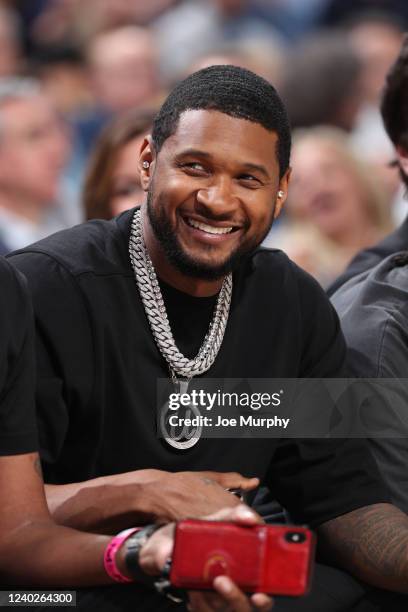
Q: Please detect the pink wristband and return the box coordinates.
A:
[104,527,140,583]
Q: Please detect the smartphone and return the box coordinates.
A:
[169,519,315,596]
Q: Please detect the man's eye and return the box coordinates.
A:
[238,174,261,186]
[183,162,206,172]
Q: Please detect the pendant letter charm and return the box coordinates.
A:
[159,378,202,450]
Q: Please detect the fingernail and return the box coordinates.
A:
[214,576,232,594]
[237,505,256,518]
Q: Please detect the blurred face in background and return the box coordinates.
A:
[0,95,70,206]
[0,10,20,77]
[349,20,403,105]
[289,136,379,241]
[88,27,159,113]
[110,135,145,215]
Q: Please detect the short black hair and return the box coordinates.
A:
[152,64,291,177]
[381,34,408,150]
[380,34,408,187]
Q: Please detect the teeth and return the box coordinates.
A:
[187,218,233,235]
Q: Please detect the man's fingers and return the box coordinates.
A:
[205,504,263,525]
[202,471,259,491]
[237,477,260,491]
[251,592,274,611]
[188,584,274,612]
[213,575,256,612]
[189,591,225,611]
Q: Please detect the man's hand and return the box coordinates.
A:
[141,471,259,522]
[46,470,259,532]
[189,576,273,611]
[110,468,259,522]
[139,505,274,612]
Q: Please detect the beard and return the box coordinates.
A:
[146,188,275,280]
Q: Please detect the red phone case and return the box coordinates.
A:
[170,520,315,596]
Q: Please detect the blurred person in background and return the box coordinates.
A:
[279,31,364,132]
[328,33,408,295]
[71,25,160,165]
[84,108,156,221]
[240,0,332,41]
[320,0,408,30]
[153,0,284,84]
[61,24,161,219]
[346,13,403,220]
[0,77,70,255]
[23,0,176,50]
[23,45,97,228]
[265,127,392,287]
[347,14,403,109]
[186,37,284,89]
[0,3,21,76]
[87,25,159,117]
[31,45,91,119]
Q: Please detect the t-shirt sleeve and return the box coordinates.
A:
[296,264,346,377]
[8,252,94,482]
[0,258,38,455]
[266,265,390,526]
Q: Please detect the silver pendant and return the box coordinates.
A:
[159,378,202,450]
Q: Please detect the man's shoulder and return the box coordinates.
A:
[248,246,328,300]
[247,245,306,278]
[331,252,408,375]
[7,209,134,278]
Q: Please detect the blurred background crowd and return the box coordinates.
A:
[1,0,408,287]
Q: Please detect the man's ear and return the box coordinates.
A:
[274,167,291,219]
[139,135,156,192]
[396,146,408,176]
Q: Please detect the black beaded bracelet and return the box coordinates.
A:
[124,524,187,604]
[124,524,160,584]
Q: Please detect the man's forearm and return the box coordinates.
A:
[318,502,408,593]
[45,473,160,533]
[1,520,112,586]
[45,469,248,533]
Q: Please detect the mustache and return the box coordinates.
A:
[187,207,249,229]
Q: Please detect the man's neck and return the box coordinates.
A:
[142,209,224,297]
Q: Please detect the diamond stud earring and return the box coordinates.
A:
[278,190,284,198]
[143,161,150,169]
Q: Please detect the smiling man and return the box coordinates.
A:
[8,65,408,611]
[142,107,288,287]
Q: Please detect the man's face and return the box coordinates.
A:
[141,110,289,279]
[0,95,69,205]
[90,31,158,113]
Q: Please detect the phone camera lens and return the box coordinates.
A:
[285,531,306,544]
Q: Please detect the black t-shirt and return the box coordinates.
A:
[0,257,37,455]
[9,209,388,526]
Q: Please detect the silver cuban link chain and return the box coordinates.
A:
[128,209,232,379]
[128,208,233,450]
